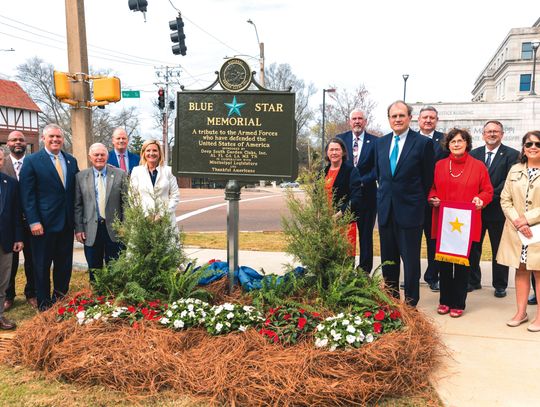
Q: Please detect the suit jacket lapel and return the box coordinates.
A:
[0,176,7,214]
[488,145,505,175]
[39,149,63,187]
[105,169,115,205]
[394,133,417,175]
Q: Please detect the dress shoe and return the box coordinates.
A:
[506,314,528,327]
[449,309,464,318]
[3,300,13,312]
[437,304,450,315]
[429,282,440,292]
[0,316,16,330]
[528,295,537,305]
[494,288,507,298]
[467,283,482,292]
[27,297,38,309]
[527,324,540,332]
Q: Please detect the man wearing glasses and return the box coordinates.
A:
[469,121,519,297]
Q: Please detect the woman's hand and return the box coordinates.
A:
[472,197,483,210]
[429,197,440,208]
[518,224,533,239]
[512,216,529,229]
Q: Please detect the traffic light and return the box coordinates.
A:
[169,15,187,56]
[93,77,121,102]
[128,0,147,12]
[158,88,165,109]
[169,100,175,110]
[53,71,72,100]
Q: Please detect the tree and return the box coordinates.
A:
[16,57,140,152]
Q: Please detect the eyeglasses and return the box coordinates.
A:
[449,139,465,145]
[484,130,501,135]
[524,141,540,148]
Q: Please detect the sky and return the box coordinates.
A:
[1,0,539,138]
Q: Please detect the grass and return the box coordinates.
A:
[184,230,494,260]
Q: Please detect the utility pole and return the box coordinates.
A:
[65,0,92,169]
[155,65,181,163]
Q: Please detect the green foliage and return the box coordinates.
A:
[163,263,213,303]
[93,188,210,304]
[250,271,304,309]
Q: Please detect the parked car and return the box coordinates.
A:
[279,181,300,188]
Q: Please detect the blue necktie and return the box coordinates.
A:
[390,135,400,175]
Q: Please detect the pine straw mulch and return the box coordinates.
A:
[1,291,446,407]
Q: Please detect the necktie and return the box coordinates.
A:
[14,161,22,179]
[353,137,359,166]
[97,172,106,219]
[119,154,127,171]
[485,151,493,168]
[390,136,400,175]
[54,155,65,187]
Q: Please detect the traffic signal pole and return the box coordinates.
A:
[65,0,91,169]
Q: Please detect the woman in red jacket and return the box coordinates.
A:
[428,129,494,317]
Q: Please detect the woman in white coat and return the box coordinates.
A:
[130,140,180,231]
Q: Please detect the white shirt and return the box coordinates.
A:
[352,131,365,161]
[389,128,409,162]
[10,154,25,180]
[484,145,500,163]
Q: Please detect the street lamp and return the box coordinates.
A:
[321,88,336,168]
[247,19,265,86]
[530,40,540,96]
[402,74,409,102]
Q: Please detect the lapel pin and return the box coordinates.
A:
[366,140,371,143]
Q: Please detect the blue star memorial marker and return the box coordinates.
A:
[224,96,246,117]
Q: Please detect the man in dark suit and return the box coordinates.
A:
[0,131,37,310]
[19,123,79,311]
[375,101,435,306]
[107,128,140,174]
[417,106,449,292]
[469,120,519,298]
[337,108,377,273]
[75,143,128,282]
[0,149,23,329]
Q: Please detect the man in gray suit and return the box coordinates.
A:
[74,143,128,281]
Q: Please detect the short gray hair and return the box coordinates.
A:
[42,123,64,136]
[349,108,366,120]
[419,106,438,116]
[88,142,108,156]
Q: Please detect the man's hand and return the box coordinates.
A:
[13,242,23,252]
[30,223,44,236]
[75,232,86,244]
[429,197,440,208]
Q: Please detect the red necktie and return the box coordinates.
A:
[119,154,127,171]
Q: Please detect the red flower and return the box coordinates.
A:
[148,300,161,308]
[77,305,85,312]
[273,335,279,343]
[208,259,220,264]
[268,306,280,315]
[80,299,88,305]
[390,310,401,320]
[67,307,75,313]
[141,307,149,316]
[374,310,386,321]
[312,312,321,318]
[97,296,106,304]
[127,306,136,313]
[297,317,307,330]
[299,309,305,314]
[373,322,382,334]
[68,299,76,306]
[283,314,291,321]
[264,318,271,326]
[364,311,372,318]
[132,321,139,329]
[58,307,66,315]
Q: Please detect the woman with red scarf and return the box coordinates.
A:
[428,129,493,318]
[324,138,362,260]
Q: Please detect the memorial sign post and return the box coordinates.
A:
[173,58,297,292]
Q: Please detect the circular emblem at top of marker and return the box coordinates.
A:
[219,58,252,92]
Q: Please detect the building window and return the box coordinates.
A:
[520,74,532,91]
[522,42,533,60]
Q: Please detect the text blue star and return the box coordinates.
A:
[224,96,246,117]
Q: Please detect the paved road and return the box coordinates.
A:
[176,187,301,232]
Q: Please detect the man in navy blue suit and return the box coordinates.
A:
[337,108,377,273]
[375,101,435,306]
[417,106,448,292]
[107,128,140,174]
[0,149,23,329]
[19,124,79,311]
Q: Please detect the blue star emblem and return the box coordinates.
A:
[224,96,246,117]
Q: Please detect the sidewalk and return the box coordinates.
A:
[69,246,540,406]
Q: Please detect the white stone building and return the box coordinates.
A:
[411,18,540,151]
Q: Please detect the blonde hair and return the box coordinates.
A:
[139,139,164,167]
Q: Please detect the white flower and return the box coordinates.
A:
[329,345,337,351]
[166,310,173,317]
[214,306,223,315]
[180,310,187,318]
[238,325,247,332]
[357,332,365,342]
[314,337,328,348]
[336,313,344,318]
[226,312,235,320]
[242,305,253,312]
[187,304,194,311]
[332,333,342,341]
[173,319,184,329]
[354,318,362,325]
[171,303,178,310]
[366,333,374,343]
[188,311,196,318]
[76,311,85,320]
[346,335,356,344]
[215,323,223,332]
[330,329,336,336]
[342,319,350,326]
[346,325,356,334]
[93,312,102,320]
[200,311,206,317]
[316,324,325,332]
[223,303,235,311]
[225,321,231,327]
[160,317,170,325]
